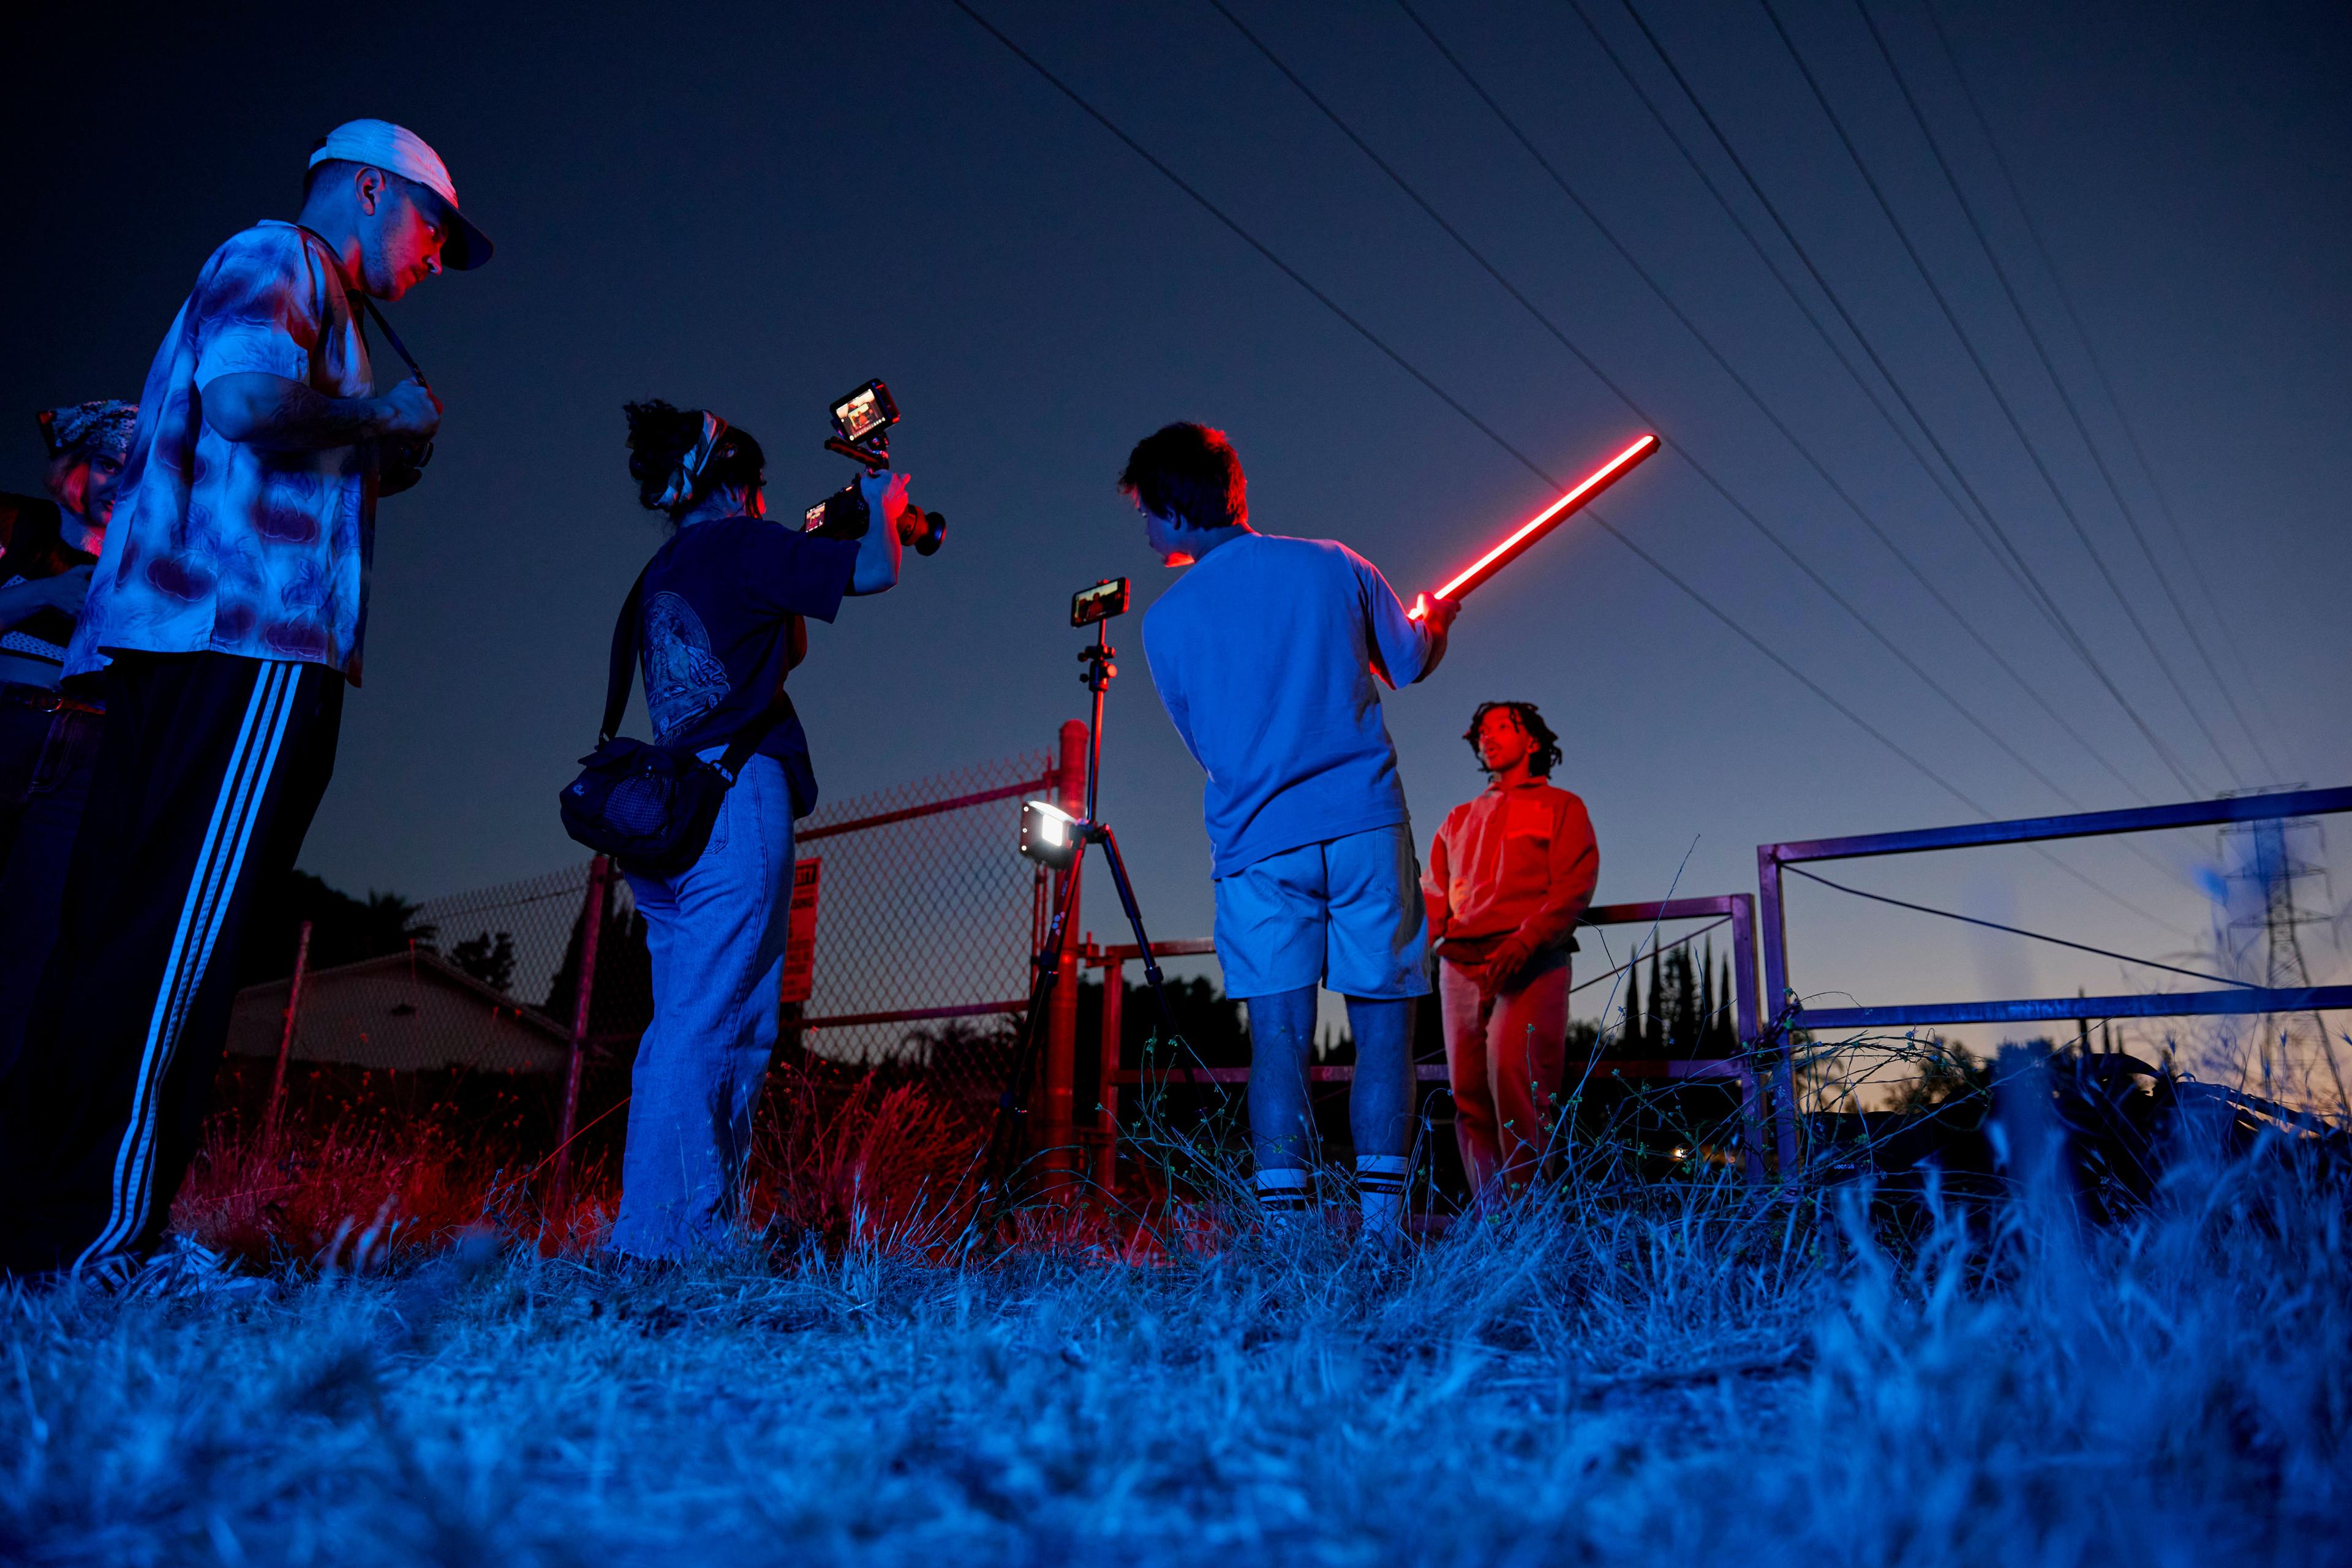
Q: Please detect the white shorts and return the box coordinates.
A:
[1212,824,1431,1000]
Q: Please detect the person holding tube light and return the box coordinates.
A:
[1120,421,1459,1242]
[1423,701,1597,1202]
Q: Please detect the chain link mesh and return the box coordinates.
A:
[222,752,1057,1148]
[790,752,1054,1082]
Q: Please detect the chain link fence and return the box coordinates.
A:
[220,748,1062,1171]
[790,750,1054,1071]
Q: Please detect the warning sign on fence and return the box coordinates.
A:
[778,858,823,1005]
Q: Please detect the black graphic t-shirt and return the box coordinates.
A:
[635,513,859,818]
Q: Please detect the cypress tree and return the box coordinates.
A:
[1647,948,1665,1057]
[1669,949,1701,1057]
[1698,941,1716,1055]
[1718,953,1738,1052]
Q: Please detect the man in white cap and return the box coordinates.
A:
[0,119,492,1278]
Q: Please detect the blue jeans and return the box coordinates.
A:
[611,753,794,1259]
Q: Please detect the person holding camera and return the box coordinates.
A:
[604,400,908,1261]
[1121,422,1460,1242]
[0,399,138,1078]
[1423,701,1597,1204]
[0,119,490,1279]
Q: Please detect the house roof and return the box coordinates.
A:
[227,949,571,1074]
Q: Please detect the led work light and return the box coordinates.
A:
[1020,799,1082,870]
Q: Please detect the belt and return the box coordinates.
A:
[0,682,103,717]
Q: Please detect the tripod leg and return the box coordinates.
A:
[1092,827,1191,1055]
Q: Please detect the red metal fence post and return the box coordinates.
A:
[1043,720,1088,1183]
[552,856,611,1216]
[1095,949,1125,1191]
[263,919,313,1152]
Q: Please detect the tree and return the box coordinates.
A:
[1887,1039,1988,1117]
[542,894,654,1054]
[448,930,518,993]
[235,870,436,987]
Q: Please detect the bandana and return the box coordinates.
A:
[39,399,139,462]
[654,410,729,511]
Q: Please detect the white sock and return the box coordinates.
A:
[1256,1166,1313,1218]
[1356,1155,1411,1238]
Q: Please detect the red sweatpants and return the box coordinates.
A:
[1439,951,1568,1200]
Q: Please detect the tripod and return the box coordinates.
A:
[989,612,1191,1197]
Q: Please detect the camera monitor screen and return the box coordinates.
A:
[1071,578,1131,627]
[831,382,897,445]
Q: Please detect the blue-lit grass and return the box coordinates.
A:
[2,1088,2344,1564]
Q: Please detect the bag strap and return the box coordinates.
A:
[601,568,648,744]
[602,563,795,781]
[710,683,795,783]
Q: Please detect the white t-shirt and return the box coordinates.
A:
[1141,532,1438,877]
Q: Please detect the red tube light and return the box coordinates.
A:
[1408,432,1659,619]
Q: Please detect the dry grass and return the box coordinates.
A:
[3,1071,2346,1566]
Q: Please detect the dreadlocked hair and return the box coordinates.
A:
[622,399,767,521]
[1463,701,1563,777]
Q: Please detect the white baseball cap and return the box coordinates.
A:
[308,118,494,270]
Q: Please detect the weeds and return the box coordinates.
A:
[7,1062,2346,1565]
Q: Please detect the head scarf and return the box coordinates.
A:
[654,410,729,511]
[39,399,139,463]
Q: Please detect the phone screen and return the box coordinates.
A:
[1071,578,1131,626]
[833,387,889,443]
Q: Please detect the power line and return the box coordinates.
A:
[1747,0,2219,797]
[1782,862,2250,989]
[1558,0,2168,812]
[1614,0,2211,801]
[946,0,2193,940]
[1205,0,2095,820]
[1833,0,2247,788]
[1236,0,2192,933]
[1392,0,2152,823]
[1917,0,2297,783]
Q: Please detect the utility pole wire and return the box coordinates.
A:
[1615,0,2209,801]
[1559,0,2164,812]
[1841,0,2246,789]
[1918,0,2297,783]
[1398,0,2201,902]
[1206,0,2085,813]
[1392,0,2125,819]
[947,0,2190,939]
[1747,0,2217,797]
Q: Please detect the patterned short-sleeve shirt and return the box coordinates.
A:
[67,220,378,684]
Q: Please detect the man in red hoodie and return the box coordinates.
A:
[1423,701,1599,1201]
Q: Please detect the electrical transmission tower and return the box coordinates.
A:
[2219,807,2343,1107]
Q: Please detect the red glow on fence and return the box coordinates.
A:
[1408,433,1659,619]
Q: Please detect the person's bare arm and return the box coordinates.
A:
[200,372,441,452]
[847,469,908,595]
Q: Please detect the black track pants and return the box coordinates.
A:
[0,652,342,1276]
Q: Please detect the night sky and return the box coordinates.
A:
[6,1,2347,1050]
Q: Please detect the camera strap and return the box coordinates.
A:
[601,566,795,783]
[355,293,426,383]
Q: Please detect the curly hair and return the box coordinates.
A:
[622,399,767,521]
[1116,422,1247,529]
[1463,701,1562,777]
